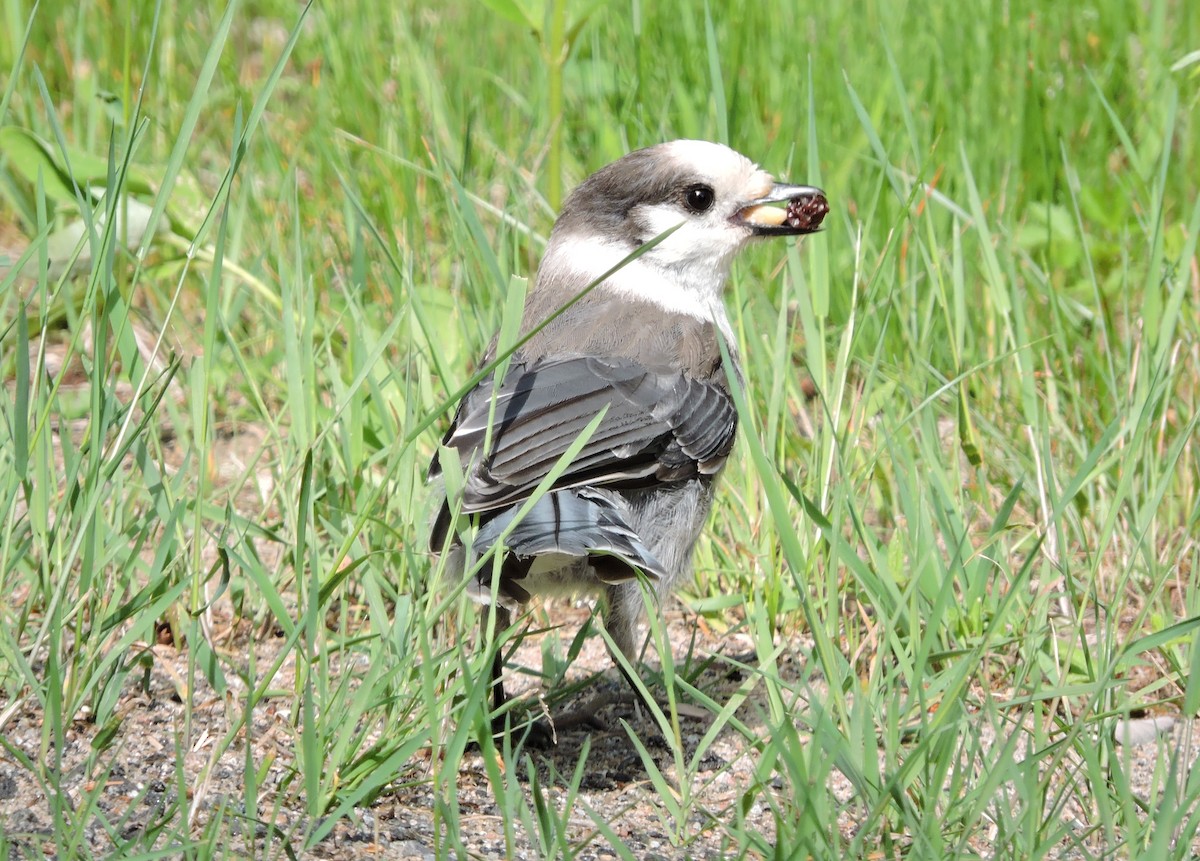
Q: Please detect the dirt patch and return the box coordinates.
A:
[0,603,805,859]
[2,594,1196,859]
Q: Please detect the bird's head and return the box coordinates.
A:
[541,140,827,309]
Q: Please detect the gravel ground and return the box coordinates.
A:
[2,595,1196,860]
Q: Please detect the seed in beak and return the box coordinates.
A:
[785,193,829,231]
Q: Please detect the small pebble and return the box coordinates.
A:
[1113,716,1175,746]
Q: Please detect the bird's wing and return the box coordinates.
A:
[435,355,737,515]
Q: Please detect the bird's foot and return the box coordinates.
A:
[494,714,558,749]
[490,687,636,748]
[543,687,637,737]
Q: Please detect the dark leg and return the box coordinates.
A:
[485,604,558,748]
[489,604,511,715]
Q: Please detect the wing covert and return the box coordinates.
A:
[440,355,736,515]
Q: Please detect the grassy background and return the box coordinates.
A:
[1,0,1199,857]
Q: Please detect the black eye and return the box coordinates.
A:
[683,184,715,213]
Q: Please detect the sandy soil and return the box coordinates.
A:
[2,592,1196,859]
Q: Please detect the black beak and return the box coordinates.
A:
[735,183,829,236]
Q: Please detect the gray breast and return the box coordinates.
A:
[517,293,728,382]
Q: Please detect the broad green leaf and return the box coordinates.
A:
[0,126,82,203]
[0,126,157,201]
[478,0,538,34]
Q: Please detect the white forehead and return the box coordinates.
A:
[658,140,775,199]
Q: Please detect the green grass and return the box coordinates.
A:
[1,0,1199,857]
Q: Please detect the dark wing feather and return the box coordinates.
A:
[435,355,736,516]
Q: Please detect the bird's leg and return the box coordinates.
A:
[488,604,511,716]
[485,580,663,744]
[602,580,661,717]
[534,581,651,734]
[485,603,561,748]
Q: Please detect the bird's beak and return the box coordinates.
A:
[735,183,829,236]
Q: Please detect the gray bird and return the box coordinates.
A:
[429,140,827,740]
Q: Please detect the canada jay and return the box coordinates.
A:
[429,140,827,740]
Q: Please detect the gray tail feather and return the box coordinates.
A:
[472,487,665,582]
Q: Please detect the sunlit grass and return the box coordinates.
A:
[0,0,1198,857]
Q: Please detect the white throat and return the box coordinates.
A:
[539,233,737,345]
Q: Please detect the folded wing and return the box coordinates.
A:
[429,355,737,567]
